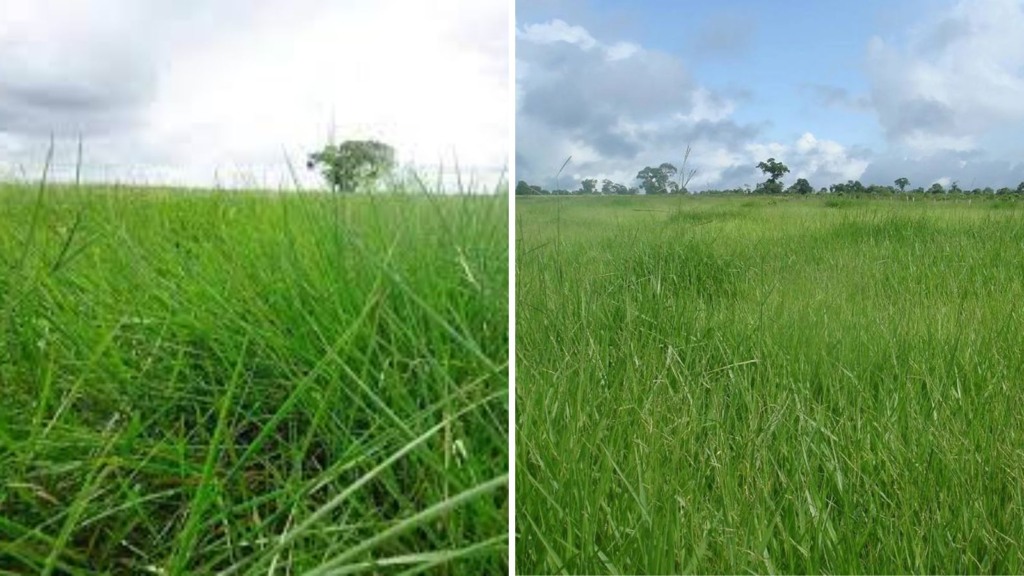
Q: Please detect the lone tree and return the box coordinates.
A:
[636,163,679,194]
[757,157,790,184]
[755,158,789,194]
[307,140,395,192]
[895,177,910,193]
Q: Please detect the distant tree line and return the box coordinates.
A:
[516,156,1024,196]
[517,159,695,196]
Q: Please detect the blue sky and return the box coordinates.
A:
[516,0,1024,191]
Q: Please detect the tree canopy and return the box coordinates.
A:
[757,158,790,183]
[307,140,396,193]
[636,163,679,195]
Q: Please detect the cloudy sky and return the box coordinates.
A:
[0,0,508,189]
[517,0,1024,191]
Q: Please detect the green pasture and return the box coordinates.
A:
[0,181,508,574]
[516,193,1024,574]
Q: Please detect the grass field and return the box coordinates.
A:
[0,180,508,574]
[516,193,1024,574]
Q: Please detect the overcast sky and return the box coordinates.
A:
[0,0,508,189]
[517,0,1024,191]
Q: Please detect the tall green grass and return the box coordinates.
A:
[0,181,508,574]
[516,194,1024,574]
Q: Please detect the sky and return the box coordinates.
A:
[0,0,509,189]
[516,0,1024,192]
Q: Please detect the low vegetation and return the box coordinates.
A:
[516,193,1024,574]
[0,179,508,574]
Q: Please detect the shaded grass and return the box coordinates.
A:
[516,194,1024,574]
[0,182,508,574]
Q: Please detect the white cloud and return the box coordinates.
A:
[742,134,867,187]
[516,18,878,191]
[0,0,508,189]
[517,18,770,190]
[900,133,975,154]
[679,88,737,123]
[517,19,597,49]
[745,142,789,164]
[866,0,1024,153]
[789,133,869,183]
[606,42,640,61]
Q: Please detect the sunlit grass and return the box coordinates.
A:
[516,193,1024,574]
[0,180,508,574]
